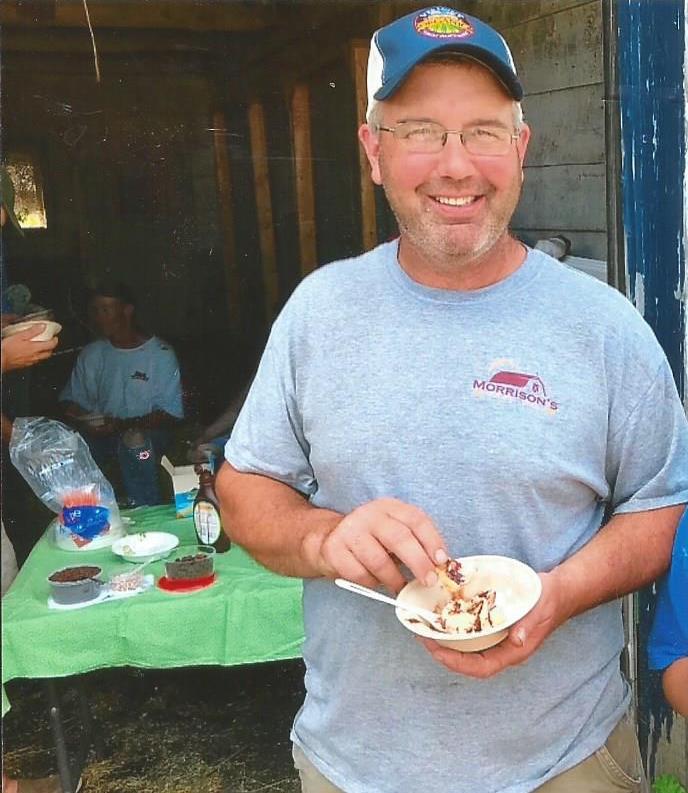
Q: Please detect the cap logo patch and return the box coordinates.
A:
[414,7,474,39]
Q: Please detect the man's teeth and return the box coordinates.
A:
[434,195,476,206]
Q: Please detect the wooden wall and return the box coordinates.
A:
[461,0,607,260]
[2,53,262,421]
[1,0,609,420]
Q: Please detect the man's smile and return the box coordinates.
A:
[432,195,479,206]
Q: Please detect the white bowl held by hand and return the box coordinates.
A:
[395,555,542,653]
[1,319,62,341]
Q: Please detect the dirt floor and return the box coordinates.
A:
[3,660,306,793]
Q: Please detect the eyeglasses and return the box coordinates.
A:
[376,120,519,156]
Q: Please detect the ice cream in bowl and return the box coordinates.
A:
[395,555,542,653]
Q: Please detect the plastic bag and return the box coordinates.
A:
[9,417,122,546]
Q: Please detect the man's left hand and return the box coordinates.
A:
[418,570,571,678]
[1,326,58,372]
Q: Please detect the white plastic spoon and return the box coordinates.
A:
[334,578,445,631]
[119,556,159,583]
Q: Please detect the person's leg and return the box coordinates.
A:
[536,712,649,793]
[117,429,161,506]
[292,744,345,793]
[82,434,115,473]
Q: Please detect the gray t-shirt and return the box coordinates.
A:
[225,241,688,793]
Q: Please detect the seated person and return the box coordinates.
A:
[648,506,688,716]
[59,282,183,506]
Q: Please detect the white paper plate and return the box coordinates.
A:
[111,532,179,563]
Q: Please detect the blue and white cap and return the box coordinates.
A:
[366,6,523,118]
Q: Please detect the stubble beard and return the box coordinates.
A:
[381,173,523,274]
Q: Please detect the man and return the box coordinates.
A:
[217,7,688,793]
[60,282,183,506]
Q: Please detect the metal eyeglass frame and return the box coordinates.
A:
[376,122,520,156]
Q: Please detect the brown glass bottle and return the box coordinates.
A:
[192,467,231,552]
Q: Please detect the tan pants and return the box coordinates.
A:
[292,712,649,793]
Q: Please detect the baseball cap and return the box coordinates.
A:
[367,6,523,119]
[0,166,25,236]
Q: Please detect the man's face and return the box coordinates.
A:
[359,61,530,266]
[88,296,130,338]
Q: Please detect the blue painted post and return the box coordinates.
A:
[616,0,687,777]
[617,0,686,401]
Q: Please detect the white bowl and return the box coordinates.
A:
[111,532,179,563]
[395,555,542,653]
[1,319,62,341]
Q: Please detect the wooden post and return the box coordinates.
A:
[290,83,317,277]
[72,165,92,283]
[211,110,240,330]
[351,39,377,251]
[376,5,396,28]
[247,101,279,323]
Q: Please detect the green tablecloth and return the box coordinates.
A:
[2,506,304,716]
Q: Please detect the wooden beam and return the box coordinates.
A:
[351,39,377,251]
[211,110,241,331]
[376,5,397,28]
[290,83,317,277]
[247,101,279,323]
[0,2,283,31]
[2,26,227,54]
[226,6,378,103]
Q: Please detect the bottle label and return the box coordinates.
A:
[193,501,222,545]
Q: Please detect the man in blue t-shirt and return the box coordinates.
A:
[60,282,183,506]
[649,508,688,716]
[216,8,687,793]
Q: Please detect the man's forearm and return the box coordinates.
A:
[215,463,342,577]
[552,504,685,619]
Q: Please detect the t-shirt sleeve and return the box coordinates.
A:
[224,338,316,497]
[606,357,688,514]
[58,347,98,412]
[648,510,688,670]
[153,345,184,418]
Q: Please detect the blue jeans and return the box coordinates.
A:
[86,429,170,506]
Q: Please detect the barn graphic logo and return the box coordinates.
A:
[473,370,559,412]
[414,7,474,39]
[131,371,149,382]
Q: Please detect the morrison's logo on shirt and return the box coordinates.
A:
[131,371,149,382]
[473,370,559,413]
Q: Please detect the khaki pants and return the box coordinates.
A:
[292,712,649,793]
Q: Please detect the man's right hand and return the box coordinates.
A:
[315,498,448,594]
[1,325,58,372]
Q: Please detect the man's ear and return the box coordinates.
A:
[358,123,383,186]
[516,122,531,168]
